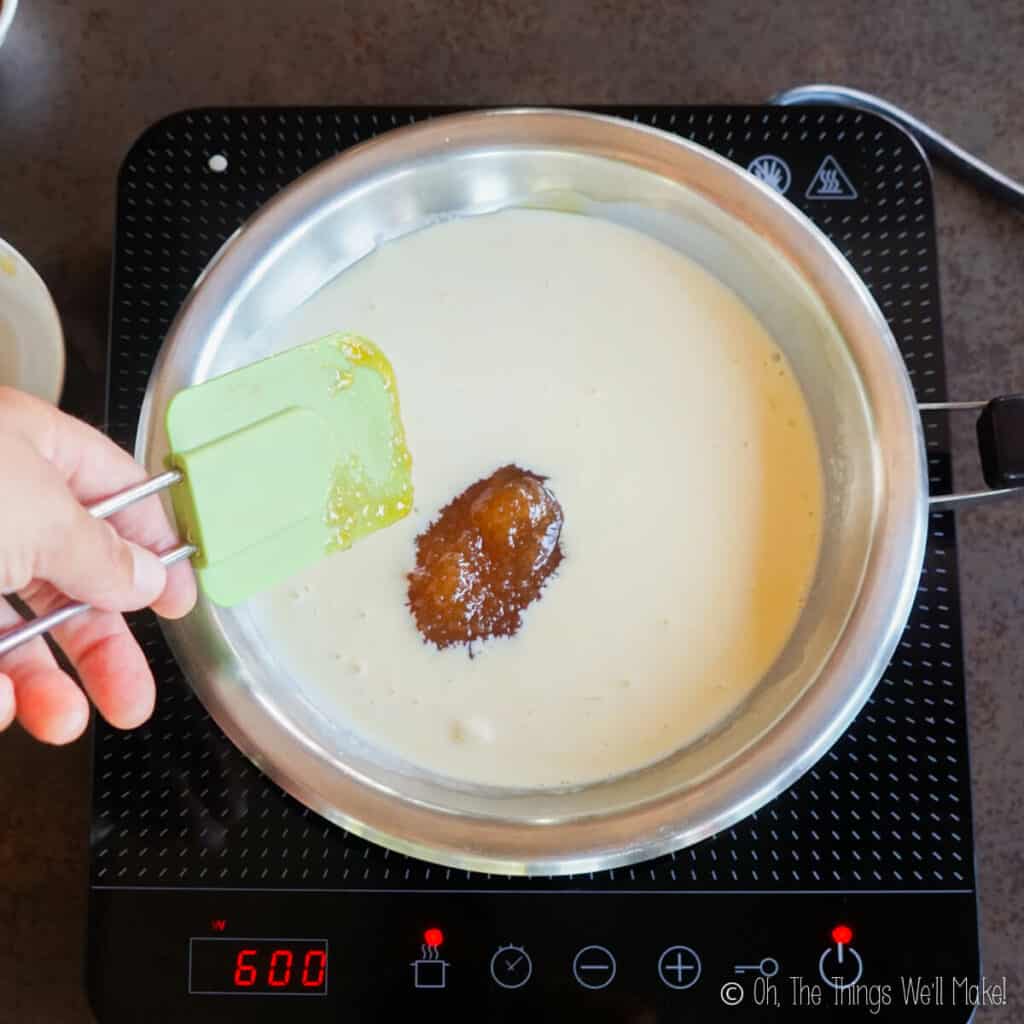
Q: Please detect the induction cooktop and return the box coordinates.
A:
[88,106,980,1022]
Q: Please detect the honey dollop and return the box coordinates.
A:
[407,465,564,649]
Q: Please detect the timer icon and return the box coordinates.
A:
[490,944,533,989]
[818,924,863,991]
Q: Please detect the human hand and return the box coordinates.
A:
[0,387,196,743]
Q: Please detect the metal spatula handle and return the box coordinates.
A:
[0,472,196,658]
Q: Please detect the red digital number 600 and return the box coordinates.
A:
[230,944,326,990]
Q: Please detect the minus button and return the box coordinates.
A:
[573,945,617,989]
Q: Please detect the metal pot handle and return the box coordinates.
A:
[921,399,1024,510]
[771,84,1024,510]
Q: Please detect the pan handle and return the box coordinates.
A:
[770,86,1024,512]
[922,398,1024,511]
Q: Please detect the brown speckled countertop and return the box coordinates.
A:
[0,1,1021,1020]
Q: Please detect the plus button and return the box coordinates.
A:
[657,945,702,990]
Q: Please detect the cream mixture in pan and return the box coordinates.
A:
[246,208,824,788]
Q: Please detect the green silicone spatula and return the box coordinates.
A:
[165,331,413,605]
[0,332,413,657]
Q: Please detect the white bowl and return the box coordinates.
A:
[0,0,18,48]
[0,238,65,404]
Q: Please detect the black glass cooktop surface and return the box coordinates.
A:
[88,106,979,1023]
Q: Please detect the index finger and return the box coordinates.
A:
[0,387,197,618]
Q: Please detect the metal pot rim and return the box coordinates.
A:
[139,108,928,875]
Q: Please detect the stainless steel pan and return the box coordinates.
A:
[137,107,1017,876]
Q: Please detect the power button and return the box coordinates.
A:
[818,924,863,991]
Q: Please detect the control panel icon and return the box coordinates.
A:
[412,928,449,989]
[573,945,616,989]
[818,924,863,991]
[490,944,533,989]
[657,945,702,990]
[747,154,793,195]
[734,956,780,978]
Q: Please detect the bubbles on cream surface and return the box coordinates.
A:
[245,208,824,789]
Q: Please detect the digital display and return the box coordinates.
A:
[189,938,328,995]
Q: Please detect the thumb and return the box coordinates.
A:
[0,673,14,732]
[34,496,168,613]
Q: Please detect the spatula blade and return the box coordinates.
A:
[164,332,413,606]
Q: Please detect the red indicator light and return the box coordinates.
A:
[831,924,854,945]
[424,927,444,947]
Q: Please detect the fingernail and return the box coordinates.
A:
[130,543,167,602]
